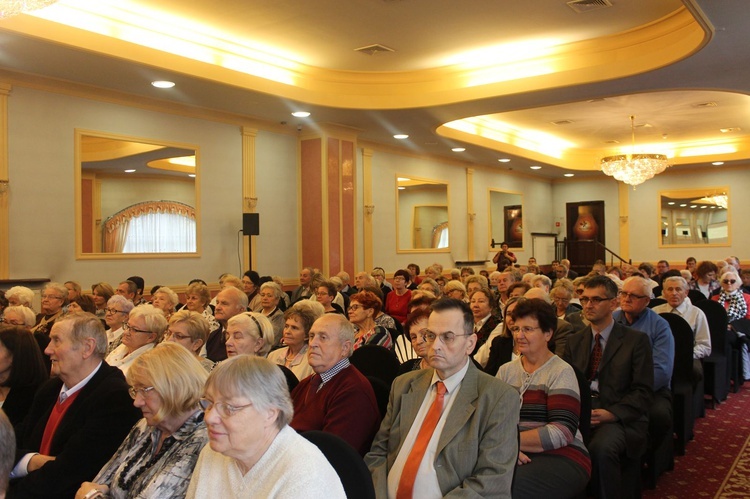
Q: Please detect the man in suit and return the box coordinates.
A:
[365,298,519,498]
[291,267,315,303]
[9,313,140,499]
[205,286,248,362]
[563,275,654,499]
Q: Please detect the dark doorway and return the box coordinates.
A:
[566,201,605,273]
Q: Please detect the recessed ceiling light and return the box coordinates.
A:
[712,161,724,166]
[393,134,409,140]
[700,205,707,209]
[124,169,136,173]
[188,174,196,178]
[530,166,542,170]
[151,80,175,89]
[397,177,411,182]
[452,147,465,152]
[291,111,310,118]
[498,158,511,163]
[398,186,405,190]
[679,203,687,207]
[668,202,675,205]
[564,173,574,177]
[690,205,697,208]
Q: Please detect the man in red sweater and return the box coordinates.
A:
[290,314,381,455]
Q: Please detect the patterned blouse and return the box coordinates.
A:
[93,411,208,499]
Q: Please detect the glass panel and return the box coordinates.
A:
[659,188,729,246]
[396,176,449,252]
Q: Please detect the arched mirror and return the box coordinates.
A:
[489,189,523,250]
[659,188,729,247]
[75,130,200,258]
[396,176,449,252]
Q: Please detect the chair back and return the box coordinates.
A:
[659,312,694,387]
[392,333,418,363]
[301,430,376,499]
[366,375,390,419]
[277,364,299,393]
[694,299,729,357]
[649,298,667,309]
[350,344,400,386]
[688,289,707,305]
[568,363,591,445]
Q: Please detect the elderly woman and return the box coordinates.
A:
[3,305,36,328]
[185,282,220,333]
[690,260,721,298]
[0,326,48,426]
[151,286,179,321]
[483,297,523,376]
[465,275,489,296]
[713,271,750,379]
[225,312,275,358]
[76,343,208,499]
[31,282,68,336]
[315,281,345,316]
[443,279,468,302]
[267,300,324,380]
[385,269,412,324]
[349,290,393,351]
[531,274,552,294]
[187,356,345,498]
[497,299,590,499]
[257,282,285,347]
[102,295,135,356]
[5,286,34,308]
[64,281,82,302]
[550,280,577,319]
[67,295,97,315]
[242,271,262,312]
[469,287,502,357]
[92,282,116,319]
[166,310,215,372]
[106,304,166,375]
[396,309,431,375]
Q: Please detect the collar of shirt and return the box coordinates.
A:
[319,357,350,386]
[591,319,615,345]
[430,357,471,394]
[60,361,102,402]
[474,314,491,330]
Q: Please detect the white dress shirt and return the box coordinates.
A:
[653,298,712,359]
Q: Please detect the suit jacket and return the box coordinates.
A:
[551,318,575,357]
[365,361,519,498]
[562,322,654,457]
[10,362,141,499]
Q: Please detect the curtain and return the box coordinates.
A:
[432,222,449,249]
[103,201,196,253]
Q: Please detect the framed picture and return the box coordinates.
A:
[504,205,523,248]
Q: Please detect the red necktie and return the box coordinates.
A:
[396,381,447,499]
[588,333,603,381]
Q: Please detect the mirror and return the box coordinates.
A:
[396,176,449,252]
[75,130,200,258]
[659,188,729,246]
[489,189,523,249]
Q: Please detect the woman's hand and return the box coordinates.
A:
[75,482,109,499]
[517,451,531,466]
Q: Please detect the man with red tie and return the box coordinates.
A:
[9,313,140,499]
[365,298,519,498]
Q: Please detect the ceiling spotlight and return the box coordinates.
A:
[124,169,136,173]
[452,147,466,152]
[712,161,724,166]
[393,134,409,140]
[188,174,196,178]
[530,166,542,170]
[679,203,687,207]
[498,158,511,163]
[291,111,311,118]
[398,186,405,190]
[151,81,175,89]
[564,173,575,177]
[690,205,697,208]
[667,202,675,205]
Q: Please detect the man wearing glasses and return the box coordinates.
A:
[30,282,68,336]
[563,275,653,499]
[8,313,139,498]
[366,298,519,498]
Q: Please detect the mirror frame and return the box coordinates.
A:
[488,188,524,251]
[74,129,201,260]
[396,174,450,254]
[658,187,730,248]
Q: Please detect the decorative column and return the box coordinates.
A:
[241,127,258,271]
[466,168,475,261]
[0,83,11,279]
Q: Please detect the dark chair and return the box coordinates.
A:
[572,365,591,444]
[694,300,730,403]
[350,344,400,386]
[659,312,693,456]
[649,298,667,309]
[366,375,390,419]
[688,289,707,305]
[277,364,299,393]
[301,430,376,499]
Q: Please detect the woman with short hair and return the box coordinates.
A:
[184,282,220,334]
[151,287,179,321]
[92,283,116,320]
[102,295,135,356]
[166,310,215,372]
[106,305,167,375]
[691,260,721,298]
[349,291,393,351]
[5,286,34,308]
[385,269,412,324]
[67,295,97,315]
[267,300,324,380]
[257,282,286,349]
[443,280,468,302]
[0,326,48,426]
[76,343,208,499]
[3,305,36,328]
[225,312,275,358]
[186,356,345,499]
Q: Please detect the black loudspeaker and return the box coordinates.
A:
[243,213,260,235]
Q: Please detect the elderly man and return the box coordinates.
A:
[31,282,68,336]
[205,286,248,362]
[366,298,519,498]
[613,276,675,466]
[291,267,315,303]
[563,276,653,499]
[114,280,137,303]
[354,271,376,294]
[653,276,711,385]
[126,276,147,305]
[496,270,516,315]
[9,313,140,499]
[290,314,381,456]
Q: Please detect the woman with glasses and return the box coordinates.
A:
[267,300,323,380]
[31,282,68,336]
[315,281,346,316]
[257,282,286,348]
[106,305,167,375]
[496,298,590,499]
[348,290,393,351]
[186,355,345,499]
[76,343,208,499]
[396,309,431,375]
[713,271,750,380]
[101,295,135,356]
[385,269,412,324]
[225,312,275,358]
[0,326,48,426]
[166,310,215,372]
[2,305,36,328]
[550,279,577,320]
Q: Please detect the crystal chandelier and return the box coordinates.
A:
[0,0,59,19]
[601,115,669,187]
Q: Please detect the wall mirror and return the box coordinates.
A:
[396,176,449,252]
[489,189,523,249]
[659,188,729,247]
[75,130,200,258]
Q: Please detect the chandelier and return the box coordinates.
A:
[0,0,58,19]
[601,115,669,187]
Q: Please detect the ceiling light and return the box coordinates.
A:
[497,158,511,163]
[700,205,707,209]
[679,204,687,207]
[668,202,675,205]
[600,115,669,187]
[188,174,196,178]
[291,111,310,118]
[720,127,740,133]
[712,161,724,166]
[0,0,58,19]
[151,80,175,88]
[124,169,136,173]
[398,186,405,190]
[530,166,542,170]
[452,147,465,152]
[690,205,697,208]
[393,134,409,140]
[397,177,411,182]
[564,173,575,177]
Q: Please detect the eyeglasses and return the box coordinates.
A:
[348,304,363,311]
[579,296,615,305]
[199,398,253,418]
[423,331,472,344]
[723,279,737,285]
[166,329,192,341]
[41,294,63,301]
[618,291,649,301]
[128,386,155,399]
[104,308,127,315]
[123,322,152,334]
[509,326,542,335]
[3,319,25,326]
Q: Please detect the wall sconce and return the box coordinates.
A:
[364,205,375,215]
[244,196,258,210]
[0,179,8,193]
